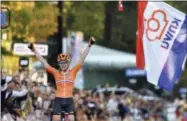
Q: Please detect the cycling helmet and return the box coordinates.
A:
[57,53,70,62]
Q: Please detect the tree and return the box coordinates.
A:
[103,1,137,52]
[11,8,33,41]
[68,1,105,40]
[29,2,58,41]
[167,1,187,13]
[2,2,58,42]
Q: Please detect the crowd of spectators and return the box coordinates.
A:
[1,70,187,121]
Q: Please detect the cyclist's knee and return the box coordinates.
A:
[68,114,75,121]
[53,115,61,121]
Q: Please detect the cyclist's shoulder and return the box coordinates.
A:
[47,65,57,69]
[71,63,82,69]
[69,69,73,73]
[47,65,59,72]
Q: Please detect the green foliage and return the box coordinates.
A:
[1,1,11,6]
[2,2,58,41]
[2,1,186,44]
[35,1,46,8]
[63,1,73,29]
[1,47,12,55]
[29,3,58,40]
[11,8,32,38]
[111,2,137,52]
[69,1,105,40]
[166,1,187,13]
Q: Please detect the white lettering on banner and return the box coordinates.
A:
[161,18,182,49]
[13,43,48,56]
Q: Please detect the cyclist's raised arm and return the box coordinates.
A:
[28,43,57,76]
[78,36,95,65]
[28,43,49,68]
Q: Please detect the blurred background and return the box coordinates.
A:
[1,1,187,121]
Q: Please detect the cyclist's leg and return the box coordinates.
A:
[53,115,61,121]
[68,113,75,121]
[65,98,75,121]
[52,98,62,121]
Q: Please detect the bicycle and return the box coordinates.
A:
[61,111,69,121]
[50,111,70,121]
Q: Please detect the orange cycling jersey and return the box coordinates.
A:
[46,63,82,98]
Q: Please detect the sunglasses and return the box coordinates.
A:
[58,61,69,65]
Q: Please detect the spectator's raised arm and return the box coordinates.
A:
[11,88,28,98]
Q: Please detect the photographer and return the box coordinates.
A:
[1,72,13,112]
[1,71,29,119]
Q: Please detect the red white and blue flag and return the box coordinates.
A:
[136,1,187,91]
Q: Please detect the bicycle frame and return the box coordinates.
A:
[61,112,69,121]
